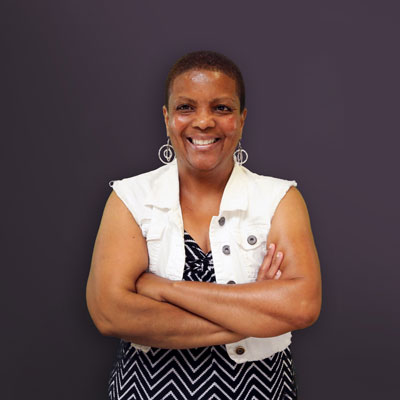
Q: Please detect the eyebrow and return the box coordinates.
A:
[175,96,236,103]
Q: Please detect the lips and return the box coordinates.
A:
[187,137,220,145]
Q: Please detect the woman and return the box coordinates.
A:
[86,50,322,399]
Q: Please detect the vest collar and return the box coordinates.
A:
[145,159,248,212]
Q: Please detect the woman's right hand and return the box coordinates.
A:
[256,243,283,281]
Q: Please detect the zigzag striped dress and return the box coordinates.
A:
[108,231,298,399]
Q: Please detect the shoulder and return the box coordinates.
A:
[241,165,297,188]
[110,163,171,191]
[107,163,174,225]
[110,162,175,203]
[240,166,299,207]
[269,183,311,242]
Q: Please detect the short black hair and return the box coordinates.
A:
[164,50,246,114]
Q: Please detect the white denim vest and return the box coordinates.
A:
[110,159,297,363]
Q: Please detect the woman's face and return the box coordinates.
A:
[162,69,247,174]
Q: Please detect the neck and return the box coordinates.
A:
[177,159,235,199]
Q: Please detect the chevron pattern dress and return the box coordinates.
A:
[108,231,298,399]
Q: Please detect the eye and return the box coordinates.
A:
[176,104,193,111]
[215,104,232,112]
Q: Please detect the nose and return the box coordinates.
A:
[191,108,216,130]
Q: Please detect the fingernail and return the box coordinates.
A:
[269,243,274,249]
[276,252,282,258]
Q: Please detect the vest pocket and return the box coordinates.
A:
[146,223,165,273]
[234,225,269,281]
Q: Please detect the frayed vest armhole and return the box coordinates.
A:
[269,179,298,223]
[108,178,143,228]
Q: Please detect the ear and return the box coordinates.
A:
[240,108,247,130]
[162,105,169,133]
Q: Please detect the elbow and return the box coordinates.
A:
[92,319,114,338]
[86,285,117,338]
[86,284,146,339]
[94,314,115,337]
[87,303,115,338]
[292,278,322,330]
[295,297,321,330]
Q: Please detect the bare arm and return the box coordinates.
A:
[107,291,247,349]
[86,191,246,349]
[136,187,322,338]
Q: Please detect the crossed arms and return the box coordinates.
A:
[86,187,321,349]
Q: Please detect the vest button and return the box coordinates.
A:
[227,280,236,284]
[235,346,245,355]
[247,235,257,245]
[222,245,231,255]
[218,216,225,226]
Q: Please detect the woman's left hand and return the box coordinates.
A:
[135,272,172,302]
[256,242,283,281]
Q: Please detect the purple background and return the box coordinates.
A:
[2,1,399,399]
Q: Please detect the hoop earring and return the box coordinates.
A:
[233,140,248,166]
[158,137,175,164]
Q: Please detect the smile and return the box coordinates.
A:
[187,137,220,146]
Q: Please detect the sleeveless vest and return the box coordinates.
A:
[110,159,297,363]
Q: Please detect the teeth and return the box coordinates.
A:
[192,138,217,145]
